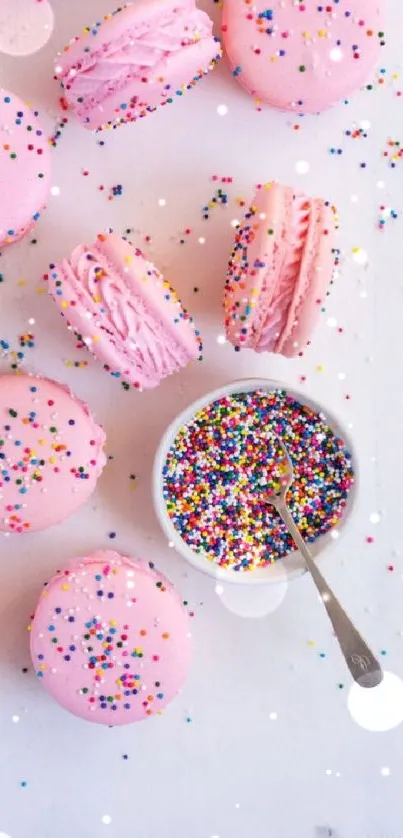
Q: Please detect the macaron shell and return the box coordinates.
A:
[247,185,297,351]
[222,0,384,113]
[48,233,201,389]
[72,41,221,131]
[277,199,336,356]
[55,1,196,72]
[30,551,192,725]
[100,234,201,357]
[0,90,51,246]
[224,183,290,349]
[0,375,106,533]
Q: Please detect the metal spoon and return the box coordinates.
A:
[267,438,383,689]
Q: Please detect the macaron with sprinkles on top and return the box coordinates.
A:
[0,374,106,533]
[0,89,51,247]
[222,0,385,113]
[30,550,192,725]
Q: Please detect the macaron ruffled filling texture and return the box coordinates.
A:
[249,194,312,352]
[50,239,200,389]
[57,7,215,121]
[224,185,335,357]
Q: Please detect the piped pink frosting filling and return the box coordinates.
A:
[50,236,200,389]
[250,194,311,352]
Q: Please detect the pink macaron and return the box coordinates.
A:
[224,182,337,357]
[48,233,202,390]
[54,0,222,131]
[0,374,106,533]
[30,550,192,725]
[0,89,51,247]
[222,0,385,113]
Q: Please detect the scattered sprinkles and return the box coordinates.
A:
[0,333,36,371]
[202,187,230,220]
[109,184,123,200]
[382,138,403,168]
[377,205,399,231]
[163,390,354,571]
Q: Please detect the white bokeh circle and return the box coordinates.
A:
[216,563,288,618]
[348,671,403,732]
[0,0,54,57]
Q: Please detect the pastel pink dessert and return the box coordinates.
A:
[222,0,385,113]
[224,182,337,357]
[0,374,106,533]
[0,89,51,247]
[30,550,192,725]
[54,0,222,131]
[48,233,202,390]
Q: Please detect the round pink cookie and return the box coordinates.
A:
[55,0,222,131]
[48,233,202,390]
[0,89,51,247]
[0,374,106,533]
[222,0,385,113]
[30,550,192,725]
[224,182,337,357]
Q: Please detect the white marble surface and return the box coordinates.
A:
[0,1,403,837]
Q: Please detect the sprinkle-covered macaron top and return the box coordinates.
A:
[222,0,385,113]
[0,375,106,533]
[30,550,192,725]
[162,389,354,571]
[0,89,51,246]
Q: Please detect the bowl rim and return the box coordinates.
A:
[152,378,358,586]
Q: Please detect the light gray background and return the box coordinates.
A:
[0,1,402,837]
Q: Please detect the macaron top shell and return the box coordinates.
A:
[222,0,385,113]
[0,375,106,533]
[0,89,51,246]
[30,551,192,725]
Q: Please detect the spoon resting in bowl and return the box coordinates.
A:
[264,437,383,690]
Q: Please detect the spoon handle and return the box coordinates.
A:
[277,503,383,689]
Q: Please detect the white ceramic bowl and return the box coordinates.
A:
[153,379,357,586]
